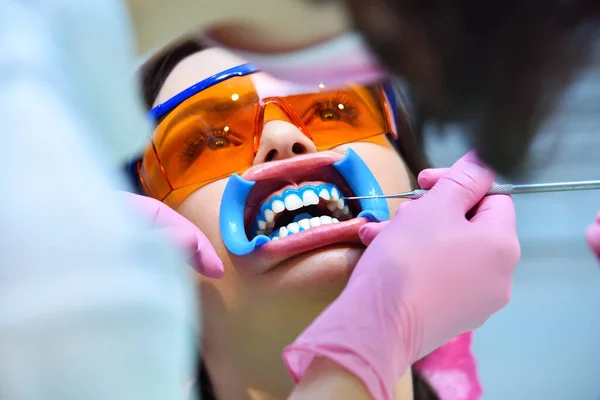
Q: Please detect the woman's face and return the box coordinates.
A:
[153,47,412,373]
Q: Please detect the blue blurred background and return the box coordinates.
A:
[424,67,600,399]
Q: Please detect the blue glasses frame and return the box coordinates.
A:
[149,63,260,120]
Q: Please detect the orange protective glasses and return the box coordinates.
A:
[139,64,398,207]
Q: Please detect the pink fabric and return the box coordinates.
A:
[586,212,600,260]
[414,332,482,400]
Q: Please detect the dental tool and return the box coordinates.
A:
[341,180,600,200]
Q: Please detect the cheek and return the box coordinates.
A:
[176,179,228,255]
[336,139,413,213]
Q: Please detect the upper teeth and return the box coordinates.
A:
[271,199,285,213]
[302,190,319,206]
[318,188,330,201]
[255,183,352,238]
[283,193,303,211]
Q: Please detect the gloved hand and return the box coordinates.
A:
[123,192,224,279]
[282,151,520,400]
[586,212,600,260]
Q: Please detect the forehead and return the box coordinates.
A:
[153,48,247,107]
[153,48,328,108]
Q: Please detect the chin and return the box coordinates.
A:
[253,244,365,297]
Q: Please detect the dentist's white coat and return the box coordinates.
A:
[0,1,194,399]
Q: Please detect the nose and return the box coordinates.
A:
[253,119,317,165]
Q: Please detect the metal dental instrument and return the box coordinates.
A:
[341,180,600,200]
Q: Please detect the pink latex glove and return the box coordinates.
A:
[283,151,520,400]
[122,192,224,279]
[414,332,483,400]
[586,212,600,260]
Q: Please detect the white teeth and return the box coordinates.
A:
[264,209,275,223]
[287,222,300,233]
[284,193,303,211]
[279,226,289,238]
[302,190,319,206]
[298,218,310,230]
[272,199,285,213]
[333,204,352,221]
[258,184,354,241]
[330,187,340,201]
[320,215,333,225]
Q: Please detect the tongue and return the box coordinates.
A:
[292,213,313,223]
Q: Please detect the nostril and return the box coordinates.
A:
[292,143,306,155]
[265,150,277,162]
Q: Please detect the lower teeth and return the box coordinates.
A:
[269,215,340,240]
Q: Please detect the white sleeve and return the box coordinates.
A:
[0,2,195,400]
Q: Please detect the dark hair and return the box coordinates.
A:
[139,39,438,400]
[341,0,600,178]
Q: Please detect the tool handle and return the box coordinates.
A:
[343,180,600,200]
[486,184,515,196]
[408,185,513,199]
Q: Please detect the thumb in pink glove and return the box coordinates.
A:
[122,192,224,279]
[358,167,451,244]
[283,151,520,400]
[586,212,600,260]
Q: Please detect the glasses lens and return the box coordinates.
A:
[141,75,259,200]
[285,84,390,150]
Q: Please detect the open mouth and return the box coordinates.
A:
[245,174,360,242]
[219,149,390,256]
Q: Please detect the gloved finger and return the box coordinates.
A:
[157,227,225,279]
[469,192,517,232]
[122,192,224,278]
[123,192,198,232]
[358,221,390,246]
[122,191,161,217]
[586,221,600,260]
[151,201,225,278]
[417,168,449,189]
[427,151,495,214]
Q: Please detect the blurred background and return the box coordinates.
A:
[424,67,600,400]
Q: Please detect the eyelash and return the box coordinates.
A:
[306,94,360,125]
[180,128,230,164]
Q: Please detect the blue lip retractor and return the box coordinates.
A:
[219,149,390,256]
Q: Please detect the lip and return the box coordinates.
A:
[242,152,343,181]
[219,149,389,257]
[255,218,368,260]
